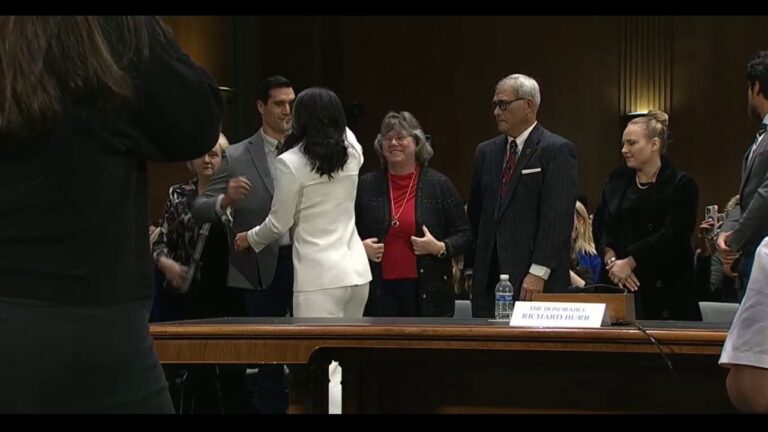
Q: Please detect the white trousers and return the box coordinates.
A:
[293,283,369,414]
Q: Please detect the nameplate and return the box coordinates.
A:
[508,302,608,328]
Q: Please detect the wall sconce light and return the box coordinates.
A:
[219,87,237,105]
[620,17,671,118]
[621,111,648,129]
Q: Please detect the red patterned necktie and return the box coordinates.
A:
[500,139,518,197]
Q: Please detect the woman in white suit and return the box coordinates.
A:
[235,87,371,318]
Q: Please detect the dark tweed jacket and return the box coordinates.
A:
[355,167,472,317]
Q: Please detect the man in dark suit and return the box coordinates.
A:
[466,74,578,318]
[719,51,768,301]
[192,76,294,413]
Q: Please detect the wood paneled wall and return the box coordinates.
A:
[150,16,768,223]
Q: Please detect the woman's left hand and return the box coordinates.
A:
[607,257,639,291]
[411,225,444,256]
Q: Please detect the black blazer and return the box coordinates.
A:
[0,17,223,306]
[600,158,701,320]
[355,167,472,317]
[466,123,578,318]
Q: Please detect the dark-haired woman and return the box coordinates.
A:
[235,87,371,317]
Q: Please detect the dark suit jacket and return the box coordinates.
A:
[356,167,472,317]
[600,158,701,320]
[466,123,578,317]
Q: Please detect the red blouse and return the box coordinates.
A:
[382,167,420,280]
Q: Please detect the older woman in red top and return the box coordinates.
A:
[355,111,472,317]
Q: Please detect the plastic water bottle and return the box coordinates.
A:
[495,274,515,320]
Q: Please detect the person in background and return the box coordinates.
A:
[356,111,472,317]
[152,134,230,413]
[570,200,602,288]
[694,195,739,303]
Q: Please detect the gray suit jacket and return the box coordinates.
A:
[192,131,278,289]
[723,132,768,254]
[466,124,578,317]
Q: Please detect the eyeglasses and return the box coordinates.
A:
[491,97,528,111]
[380,135,411,144]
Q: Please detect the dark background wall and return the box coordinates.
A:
[148,16,231,223]
[147,15,768,224]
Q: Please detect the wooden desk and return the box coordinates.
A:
[150,318,733,413]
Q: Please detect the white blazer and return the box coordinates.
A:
[246,128,372,292]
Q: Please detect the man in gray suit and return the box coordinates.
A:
[466,74,578,318]
[719,51,768,301]
[192,75,295,413]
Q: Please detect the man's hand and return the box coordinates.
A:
[717,231,741,262]
[221,176,252,209]
[520,273,545,301]
[723,259,740,278]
